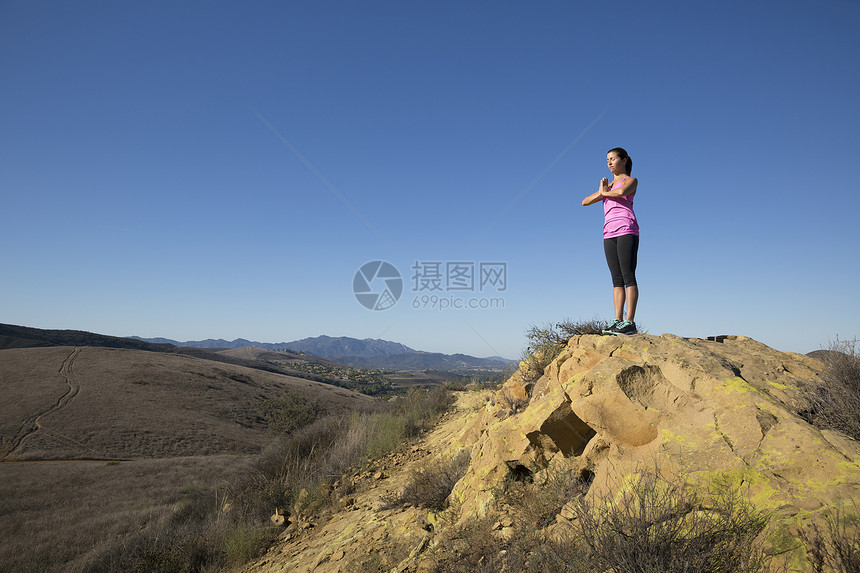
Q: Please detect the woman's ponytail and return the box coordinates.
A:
[608,147,632,175]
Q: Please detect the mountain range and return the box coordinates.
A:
[129,334,515,371]
[0,323,514,373]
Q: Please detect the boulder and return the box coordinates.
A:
[452,334,860,566]
[270,508,287,527]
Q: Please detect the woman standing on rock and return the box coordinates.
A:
[582,147,639,335]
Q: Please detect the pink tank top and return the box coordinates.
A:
[603,177,639,238]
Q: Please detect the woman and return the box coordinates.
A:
[582,147,639,335]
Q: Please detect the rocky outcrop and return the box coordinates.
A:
[243,334,859,572]
[453,334,860,565]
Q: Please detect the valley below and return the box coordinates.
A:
[0,334,387,572]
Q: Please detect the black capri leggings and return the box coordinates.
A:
[604,234,639,288]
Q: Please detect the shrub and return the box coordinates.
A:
[800,504,860,573]
[259,391,326,435]
[560,472,771,573]
[521,318,611,379]
[555,318,610,337]
[81,521,216,573]
[393,450,471,511]
[346,535,414,573]
[498,459,592,529]
[429,514,523,573]
[430,468,773,573]
[396,386,455,435]
[521,323,567,376]
[220,524,278,566]
[362,412,408,461]
[497,385,529,415]
[802,337,860,440]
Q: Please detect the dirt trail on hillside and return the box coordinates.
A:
[238,390,491,573]
[3,347,83,459]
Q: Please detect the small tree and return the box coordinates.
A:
[259,392,325,435]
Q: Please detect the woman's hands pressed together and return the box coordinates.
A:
[599,177,609,196]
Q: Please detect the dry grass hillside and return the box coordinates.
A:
[0,345,383,572]
[1,346,379,460]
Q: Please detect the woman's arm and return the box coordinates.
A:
[582,191,602,206]
[582,178,609,206]
[599,177,638,198]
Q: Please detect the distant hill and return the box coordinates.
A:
[0,324,331,382]
[1,346,380,461]
[0,323,173,352]
[129,336,281,350]
[283,335,415,358]
[335,352,515,371]
[128,334,415,356]
[131,333,516,371]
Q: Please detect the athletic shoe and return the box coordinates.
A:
[614,320,638,335]
[602,319,623,335]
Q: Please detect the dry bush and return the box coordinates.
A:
[802,337,860,440]
[521,324,568,379]
[498,459,593,529]
[259,391,326,435]
[419,459,590,572]
[346,535,415,573]
[430,468,773,573]
[428,514,525,573]
[219,523,281,567]
[521,318,611,380]
[497,385,529,415]
[559,472,772,573]
[392,450,471,511]
[394,385,456,435]
[800,504,860,573]
[257,412,373,519]
[555,318,610,337]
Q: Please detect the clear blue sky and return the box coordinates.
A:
[2,1,859,360]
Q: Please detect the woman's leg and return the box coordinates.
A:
[604,238,625,321]
[615,235,640,321]
[625,285,638,322]
[613,287,626,321]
